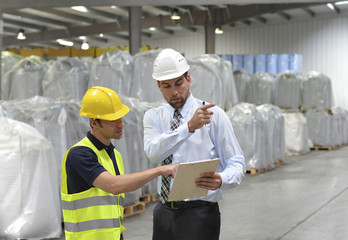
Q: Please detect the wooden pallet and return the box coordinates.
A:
[246,160,284,175]
[311,145,334,151]
[138,193,152,204]
[246,167,267,175]
[124,201,146,217]
[274,160,284,167]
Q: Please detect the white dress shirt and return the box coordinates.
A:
[143,94,245,202]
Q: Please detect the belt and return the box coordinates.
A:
[162,200,215,209]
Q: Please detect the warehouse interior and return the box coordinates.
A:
[1,0,348,239]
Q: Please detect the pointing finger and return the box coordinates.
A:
[200,103,215,110]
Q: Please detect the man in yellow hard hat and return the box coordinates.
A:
[143,49,245,240]
[61,86,177,240]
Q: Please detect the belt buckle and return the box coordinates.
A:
[170,201,178,209]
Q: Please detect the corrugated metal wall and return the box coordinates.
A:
[143,15,348,110]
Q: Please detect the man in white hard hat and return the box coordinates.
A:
[143,49,245,240]
[61,86,178,240]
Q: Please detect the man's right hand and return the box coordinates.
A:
[187,103,215,133]
[160,164,178,178]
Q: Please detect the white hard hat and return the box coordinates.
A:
[152,48,190,81]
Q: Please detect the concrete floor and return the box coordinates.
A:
[58,145,348,240]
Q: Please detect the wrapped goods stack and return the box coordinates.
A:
[0,97,90,184]
[89,50,134,97]
[233,68,249,103]
[2,56,48,100]
[331,106,348,145]
[1,51,23,78]
[0,118,61,239]
[42,57,90,101]
[305,109,334,147]
[275,71,303,109]
[226,103,266,170]
[246,72,275,105]
[256,104,285,168]
[188,54,238,110]
[113,97,161,205]
[132,49,165,102]
[302,71,334,110]
[283,111,312,156]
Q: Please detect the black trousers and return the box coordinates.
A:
[152,201,221,240]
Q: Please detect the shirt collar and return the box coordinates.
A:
[87,131,115,151]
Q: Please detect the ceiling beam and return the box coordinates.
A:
[4,18,47,30]
[35,8,96,25]
[85,7,124,20]
[302,7,316,17]
[277,12,291,21]
[5,10,72,27]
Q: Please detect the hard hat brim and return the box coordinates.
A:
[81,103,130,121]
[152,65,190,81]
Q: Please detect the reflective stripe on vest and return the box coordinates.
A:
[64,218,120,232]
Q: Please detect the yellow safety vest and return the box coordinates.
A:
[61,137,126,240]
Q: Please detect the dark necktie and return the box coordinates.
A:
[159,109,181,204]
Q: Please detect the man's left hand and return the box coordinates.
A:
[195,172,222,190]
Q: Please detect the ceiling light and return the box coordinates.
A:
[81,41,89,50]
[171,9,181,20]
[215,26,224,35]
[57,39,73,47]
[71,6,88,13]
[149,27,156,31]
[111,6,118,9]
[327,3,335,11]
[17,29,26,40]
[335,1,348,5]
[79,36,86,40]
[99,33,104,37]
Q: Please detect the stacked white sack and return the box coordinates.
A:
[0,117,61,239]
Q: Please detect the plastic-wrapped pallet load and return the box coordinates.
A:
[188,54,238,110]
[0,117,61,239]
[283,111,312,156]
[2,56,48,100]
[233,69,249,102]
[305,109,334,147]
[1,51,23,79]
[246,72,275,105]
[331,106,348,145]
[89,50,134,97]
[302,71,334,110]
[226,102,266,170]
[132,49,165,103]
[274,71,303,109]
[0,96,90,185]
[256,104,285,168]
[112,97,161,205]
[42,57,90,101]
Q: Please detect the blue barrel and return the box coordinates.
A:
[243,54,255,74]
[255,54,266,72]
[277,54,290,74]
[266,54,278,74]
[233,55,244,71]
[289,54,302,72]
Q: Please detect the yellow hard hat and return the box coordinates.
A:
[80,86,130,121]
